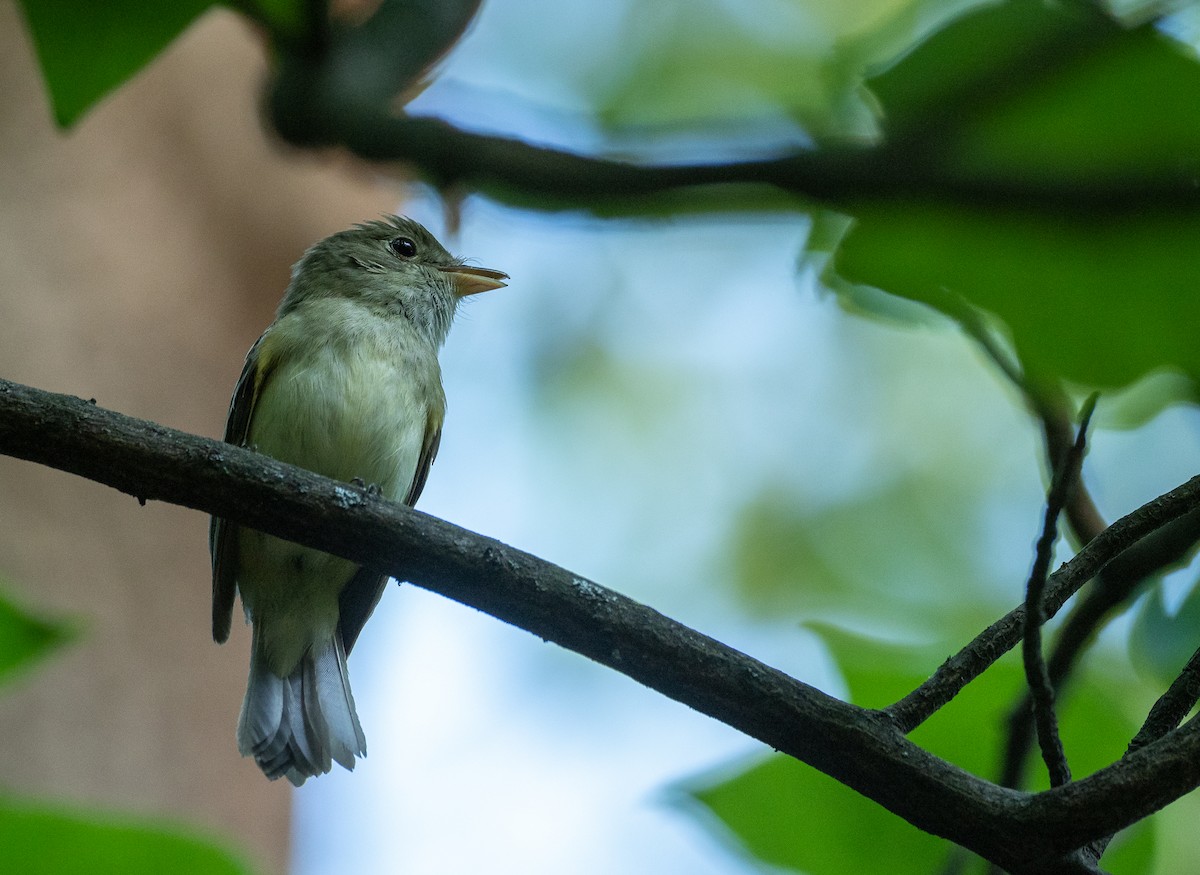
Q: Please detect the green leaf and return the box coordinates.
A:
[835,202,1200,389]
[226,0,303,36]
[809,210,943,328]
[679,753,951,875]
[17,0,218,127]
[0,586,73,686]
[867,0,1109,143]
[828,1,1200,390]
[1129,581,1200,686]
[945,19,1200,186]
[0,796,254,875]
[1091,370,1197,431]
[594,0,872,140]
[678,618,1153,874]
[727,477,1004,624]
[813,623,1146,784]
[1104,819,1156,874]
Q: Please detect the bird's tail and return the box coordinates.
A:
[237,628,367,786]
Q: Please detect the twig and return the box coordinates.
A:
[1083,646,1200,863]
[998,591,1118,791]
[885,466,1200,732]
[995,506,1200,791]
[1023,395,1097,788]
[955,307,1105,546]
[956,311,1111,799]
[960,312,1200,796]
[1129,647,1200,756]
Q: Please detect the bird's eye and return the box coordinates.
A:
[388,236,417,258]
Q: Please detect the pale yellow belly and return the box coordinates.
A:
[238,332,433,674]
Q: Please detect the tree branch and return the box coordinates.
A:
[1081,644,1200,863]
[886,467,1200,732]
[2,377,1200,872]
[994,507,1200,793]
[251,0,1200,220]
[957,308,1200,798]
[1023,395,1096,790]
[954,306,1106,548]
[263,105,1200,216]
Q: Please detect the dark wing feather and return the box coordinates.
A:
[210,332,275,643]
[338,420,442,655]
[403,424,442,508]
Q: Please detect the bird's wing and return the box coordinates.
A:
[403,416,442,508]
[337,409,443,655]
[210,331,279,644]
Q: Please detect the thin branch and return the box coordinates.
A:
[960,313,1200,796]
[1129,648,1200,757]
[255,1,1200,218]
[956,310,1108,797]
[1080,644,1200,863]
[885,467,1200,732]
[1040,407,1107,545]
[2,377,1200,871]
[998,592,1119,792]
[1023,394,1097,789]
[274,109,1200,215]
[955,307,1106,546]
[994,509,1200,792]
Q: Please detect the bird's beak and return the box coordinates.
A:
[439,265,508,297]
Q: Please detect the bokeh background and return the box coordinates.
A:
[3,0,1200,873]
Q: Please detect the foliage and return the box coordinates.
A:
[0,798,253,875]
[0,587,254,875]
[15,0,218,126]
[684,625,1158,873]
[0,584,73,685]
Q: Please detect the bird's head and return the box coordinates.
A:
[281,215,507,346]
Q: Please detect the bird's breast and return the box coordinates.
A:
[250,303,444,502]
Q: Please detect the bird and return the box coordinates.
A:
[210,216,507,785]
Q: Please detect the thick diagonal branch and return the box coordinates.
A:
[1,378,1200,872]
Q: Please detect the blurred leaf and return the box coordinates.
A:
[944,19,1200,185]
[1091,370,1198,431]
[228,0,303,36]
[17,0,217,127]
[828,1,1200,390]
[679,753,951,875]
[809,208,943,327]
[590,0,1011,146]
[1104,819,1156,874]
[811,624,1144,784]
[0,796,254,875]
[867,0,1103,142]
[835,203,1200,389]
[595,0,891,142]
[598,5,829,134]
[728,479,1003,624]
[805,621,945,706]
[0,585,72,686]
[1129,581,1200,686]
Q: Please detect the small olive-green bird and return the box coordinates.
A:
[210,216,506,785]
